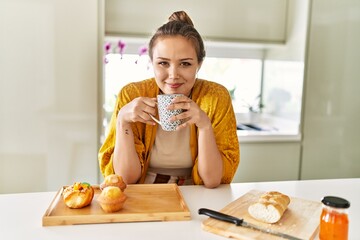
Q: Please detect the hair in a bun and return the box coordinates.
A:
[148,11,205,63]
[168,11,194,27]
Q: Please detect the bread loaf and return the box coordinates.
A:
[248,191,290,223]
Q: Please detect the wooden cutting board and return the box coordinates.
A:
[43,183,190,226]
[202,189,322,240]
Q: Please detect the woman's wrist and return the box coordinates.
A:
[117,109,130,126]
[196,112,212,130]
[116,114,133,136]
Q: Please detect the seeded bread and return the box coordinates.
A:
[248,191,290,223]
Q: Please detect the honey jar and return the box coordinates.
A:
[319,196,350,240]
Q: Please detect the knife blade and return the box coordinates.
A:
[198,208,304,240]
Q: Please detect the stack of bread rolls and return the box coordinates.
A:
[100,174,127,191]
[97,174,127,213]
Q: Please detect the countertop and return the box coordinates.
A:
[236,113,301,143]
[0,178,358,240]
[238,130,301,143]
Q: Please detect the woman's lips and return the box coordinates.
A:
[168,83,182,89]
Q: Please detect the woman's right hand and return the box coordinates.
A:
[117,97,157,125]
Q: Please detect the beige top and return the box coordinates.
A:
[149,125,192,176]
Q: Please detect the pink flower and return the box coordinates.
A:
[118,40,126,59]
[118,40,126,52]
[135,45,148,64]
[104,42,111,54]
[139,45,148,55]
[104,42,112,64]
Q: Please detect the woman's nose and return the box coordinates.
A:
[169,66,179,79]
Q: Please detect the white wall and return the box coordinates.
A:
[0,0,99,193]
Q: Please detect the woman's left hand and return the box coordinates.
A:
[167,95,211,130]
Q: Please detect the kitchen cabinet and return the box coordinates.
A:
[105,0,288,43]
[300,0,360,179]
[232,142,301,183]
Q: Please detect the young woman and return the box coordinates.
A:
[99,11,239,188]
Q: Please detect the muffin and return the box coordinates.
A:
[63,182,94,209]
[97,186,127,213]
[100,174,127,191]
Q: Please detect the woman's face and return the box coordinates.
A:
[151,36,201,96]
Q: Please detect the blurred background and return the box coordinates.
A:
[0,0,359,193]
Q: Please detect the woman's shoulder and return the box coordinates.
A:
[193,79,233,116]
[122,77,156,91]
[193,79,229,97]
[119,78,157,97]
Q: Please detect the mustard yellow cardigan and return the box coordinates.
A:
[98,78,240,184]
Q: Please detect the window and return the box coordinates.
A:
[103,53,153,115]
[198,57,262,113]
[262,60,304,121]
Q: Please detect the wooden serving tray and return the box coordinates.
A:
[43,183,191,226]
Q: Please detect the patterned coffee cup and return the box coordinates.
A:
[151,94,184,131]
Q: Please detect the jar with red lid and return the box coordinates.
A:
[319,196,350,240]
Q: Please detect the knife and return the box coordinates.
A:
[198,208,304,240]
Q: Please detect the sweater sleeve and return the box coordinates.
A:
[214,92,240,183]
[98,83,147,178]
[98,91,121,177]
[192,81,240,184]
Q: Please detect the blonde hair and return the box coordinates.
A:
[148,11,205,63]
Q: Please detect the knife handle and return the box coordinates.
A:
[198,208,243,226]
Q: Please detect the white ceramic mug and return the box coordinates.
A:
[150,94,184,131]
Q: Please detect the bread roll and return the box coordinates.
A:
[63,182,94,209]
[100,174,127,191]
[248,191,290,223]
[97,186,127,213]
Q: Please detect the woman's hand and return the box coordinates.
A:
[167,95,211,130]
[117,97,157,126]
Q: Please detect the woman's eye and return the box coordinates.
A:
[181,62,191,67]
[158,61,169,66]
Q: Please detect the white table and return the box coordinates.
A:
[0,178,358,240]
